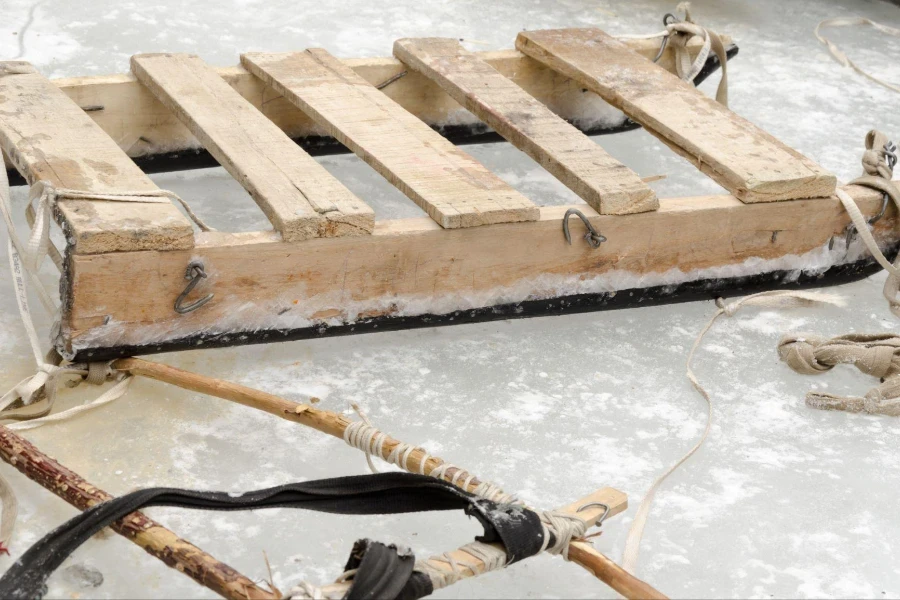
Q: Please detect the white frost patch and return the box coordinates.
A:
[493,391,554,424]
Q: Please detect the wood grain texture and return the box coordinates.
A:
[0,426,276,600]
[61,184,896,355]
[393,37,658,215]
[131,54,374,240]
[242,49,539,229]
[516,29,836,203]
[40,38,725,164]
[0,62,194,254]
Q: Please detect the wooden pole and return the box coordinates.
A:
[0,426,277,600]
[114,357,668,600]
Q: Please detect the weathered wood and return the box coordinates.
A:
[242,50,538,229]
[41,38,725,164]
[516,29,836,203]
[131,54,374,241]
[62,183,896,355]
[393,38,658,215]
[0,426,276,600]
[0,62,194,254]
[114,357,663,600]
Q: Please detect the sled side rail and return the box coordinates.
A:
[0,61,194,254]
[516,28,836,204]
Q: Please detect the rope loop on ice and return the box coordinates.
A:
[621,290,844,574]
[815,17,900,95]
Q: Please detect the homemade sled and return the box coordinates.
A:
[0,28,894,366]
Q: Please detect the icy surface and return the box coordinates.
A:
[2,0,900,598]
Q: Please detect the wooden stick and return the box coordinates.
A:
[295,487,625,598]
[114,357,668,599]
[0,426,277,600]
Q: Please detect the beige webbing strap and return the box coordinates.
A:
[834,130,900,317]
[619,2,728,106]
[621,290,844,574]
[778,333,900,416]
[815,17,900,94]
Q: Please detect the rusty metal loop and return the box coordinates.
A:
[576,501,610,525]
[174,261,214,314]
[563,208,607,249]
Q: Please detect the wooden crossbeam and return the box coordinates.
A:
[0,62,194,254]
[394,37,658,215]
[61,184,895,358]
[131,54,374,241]
[241,50,539,229]
[516,29,837,203]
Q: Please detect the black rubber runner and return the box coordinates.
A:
[0,473,543,600]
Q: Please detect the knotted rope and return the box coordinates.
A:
[835,131,900,317]
[343,409,518,504]
[621,290,844,574]
[815,17,900,95]
[778,334,900,416]
[622,2,728,105]
[0,166,212,553]
[773,130,900,417]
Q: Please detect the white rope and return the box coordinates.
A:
[0,170,215,550]
[621,290,845,574]
[342,410,519,504]
[539,510,588,560]
[618,2,728,105]
[815,17,900,95]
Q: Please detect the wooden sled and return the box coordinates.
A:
[0,29,894,363]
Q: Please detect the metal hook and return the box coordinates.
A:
[652,14,678,63]
[174,261,214,314]
[576,501,611,525]
[884,141,898,171]
[563,208,607,249]
[844,191,891,246]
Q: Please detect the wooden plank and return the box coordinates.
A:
[60,183,895,358]
[242,49,539,229]
[131,53,374,241]
[394,38,658,215]
[0,62,194,254]
[35,37,726,165]
[516,29,836,203]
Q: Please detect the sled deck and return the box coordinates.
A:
[0,28,895,362]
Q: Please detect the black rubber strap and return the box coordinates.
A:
[0,472,545,600]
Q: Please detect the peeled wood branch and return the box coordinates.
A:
[0,426,277,600]
[114,357,668,600]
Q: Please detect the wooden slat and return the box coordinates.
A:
[394,38,658,215]
[61,183,895,358]
[241,50,539,229]
[0,62,193,254]
[516,29,836,203]
[18,38,727,167]
[131,54,374,240]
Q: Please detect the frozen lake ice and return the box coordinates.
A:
[1,0,900,597]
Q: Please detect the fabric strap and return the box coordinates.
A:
[0,472,545,600]
[815,17,900,95]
